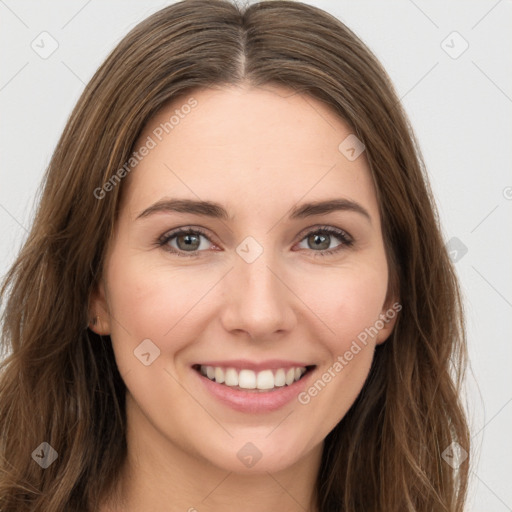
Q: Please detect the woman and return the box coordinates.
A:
[0,1,470,510]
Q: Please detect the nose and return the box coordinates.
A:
[219,244,297,341]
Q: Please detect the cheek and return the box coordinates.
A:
[293,259,388,424]
[299,260,388,352]
[295,268,386,426]
[104,252,215,356]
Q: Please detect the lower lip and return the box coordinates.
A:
[193,367,315,413]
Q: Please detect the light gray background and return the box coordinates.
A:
[1,1,511,510]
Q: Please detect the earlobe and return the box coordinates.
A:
[87,278,111,335]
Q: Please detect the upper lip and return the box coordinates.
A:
[193,359,315,372]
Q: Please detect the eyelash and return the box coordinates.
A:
[156,225,354,258]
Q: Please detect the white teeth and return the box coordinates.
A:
[239,369,257,389]
[206,366,215,379]
[256,370,274,390]
[224,368,238,386]
[274,368,286,387]
[214,367,225,384]
[198,365,309,390]
[285,368,295,386]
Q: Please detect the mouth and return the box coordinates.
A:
[192,364,316,393]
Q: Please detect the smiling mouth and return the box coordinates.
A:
[192,364,316,392]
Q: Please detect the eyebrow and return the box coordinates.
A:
[136,197,371,223]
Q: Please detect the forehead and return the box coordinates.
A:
[121,84,378,222]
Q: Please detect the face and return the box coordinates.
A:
[90,84,397,475]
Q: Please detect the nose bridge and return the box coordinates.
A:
[221,234,294,337]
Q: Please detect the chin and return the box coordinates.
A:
[200,432,318,475]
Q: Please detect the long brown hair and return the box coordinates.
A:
[0,1,470,510]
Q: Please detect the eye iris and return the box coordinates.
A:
[177,233,200,251]
[309,233,329,250]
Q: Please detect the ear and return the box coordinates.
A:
[87,278,112,335]
[375,298,401,346]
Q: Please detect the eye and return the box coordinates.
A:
[295,226,353,257]
[157,225,353,258]
[158,227,214,257]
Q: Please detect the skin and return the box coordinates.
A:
[90,83,397,512]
